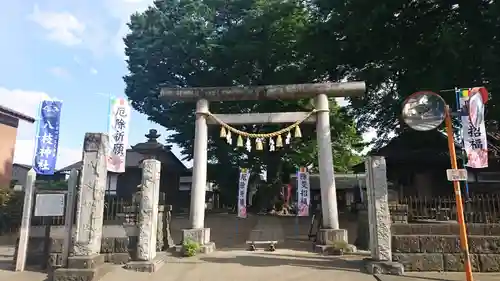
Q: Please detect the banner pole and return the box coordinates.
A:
[295,168,299,237]
[455,88,470,198]
[445,106,474,281]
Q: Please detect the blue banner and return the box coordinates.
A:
[33,100,63,175]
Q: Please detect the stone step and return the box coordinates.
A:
[123,252,167,273]
[51,263,114,281]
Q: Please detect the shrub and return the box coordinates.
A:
[328,240,352,255]
[0,185,23,234]
[182,239,200,257]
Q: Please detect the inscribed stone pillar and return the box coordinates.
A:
[365,156,392,261]
[73,133,109,256]
[137,159,161,261]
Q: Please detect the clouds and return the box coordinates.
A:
[0,87,81,169]
[28,1,154,58]
[28,4,85,46]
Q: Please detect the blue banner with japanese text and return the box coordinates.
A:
[33,100,63,175]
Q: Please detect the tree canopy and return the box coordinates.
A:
[123,0,500,201]
[308,0,499,143]
[123,0,364,194]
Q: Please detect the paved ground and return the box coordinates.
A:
[376,272,500,281]
[1,214,500,281]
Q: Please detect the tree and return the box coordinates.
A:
[123,0,364,201]
[308,0,500,145]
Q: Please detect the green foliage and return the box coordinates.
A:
[328,240,352,255]
[123,0,364,198]
[308,0,500,147]
[182,239,200,257]
[0,184,23,234]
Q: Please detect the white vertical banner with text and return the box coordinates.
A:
[237,168,250,218]
[108,97,131,173]
[459,91,488,168]
[297,167,311,217]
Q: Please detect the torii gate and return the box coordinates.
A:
[161,82,366,250]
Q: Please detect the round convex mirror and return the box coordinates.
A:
[402,91,446,131]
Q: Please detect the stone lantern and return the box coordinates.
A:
[131,129,165,160]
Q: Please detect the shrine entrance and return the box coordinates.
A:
[160,82,366,250]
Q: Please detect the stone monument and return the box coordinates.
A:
[125,130,166,272]
[131,129,172,251]
[53,133,111,281]
[363,156,403,275]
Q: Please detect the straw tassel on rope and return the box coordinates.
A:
[255,138,263,151]
[236,135,244,147]
[220,126,227,138]
[294,125,302,138]
[276,135,283,148]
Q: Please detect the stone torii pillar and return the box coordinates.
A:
[161,82,366,248]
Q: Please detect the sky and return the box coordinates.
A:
[0,0,195,169]
[1,0,376,171]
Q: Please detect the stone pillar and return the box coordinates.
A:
[53,133,109,281]
[190,99,209,229]
[137,159,161,261]
[315,94,347,244]
[157,205,165,251]
[73,133,108,256]
[15,168,36,272]
[163,205,175,249]
[124,159,167,272]
[180,99,215,253]
[364,156,403,275]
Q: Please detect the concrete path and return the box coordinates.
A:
[100,250,376,281]
[376,272,500,281]
[2,216,500,281]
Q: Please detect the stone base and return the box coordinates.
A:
[316,228,348,245]
[103,253,130,265]
[364,259,404,275]
[51,254,112,281]
[182,228,210,244]
[123,253,167,273]
[180,228,216,254]
[199,242,216,254]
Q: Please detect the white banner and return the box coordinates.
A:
[297,167,311,216]
[108,97,131,173]
[237,168,250,218]
[460,92,488,168]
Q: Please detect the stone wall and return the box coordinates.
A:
[14,236,136,269]
[392,223,500,272]
[14,207,170,269]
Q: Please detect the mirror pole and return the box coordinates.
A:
[444,105,474,281]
